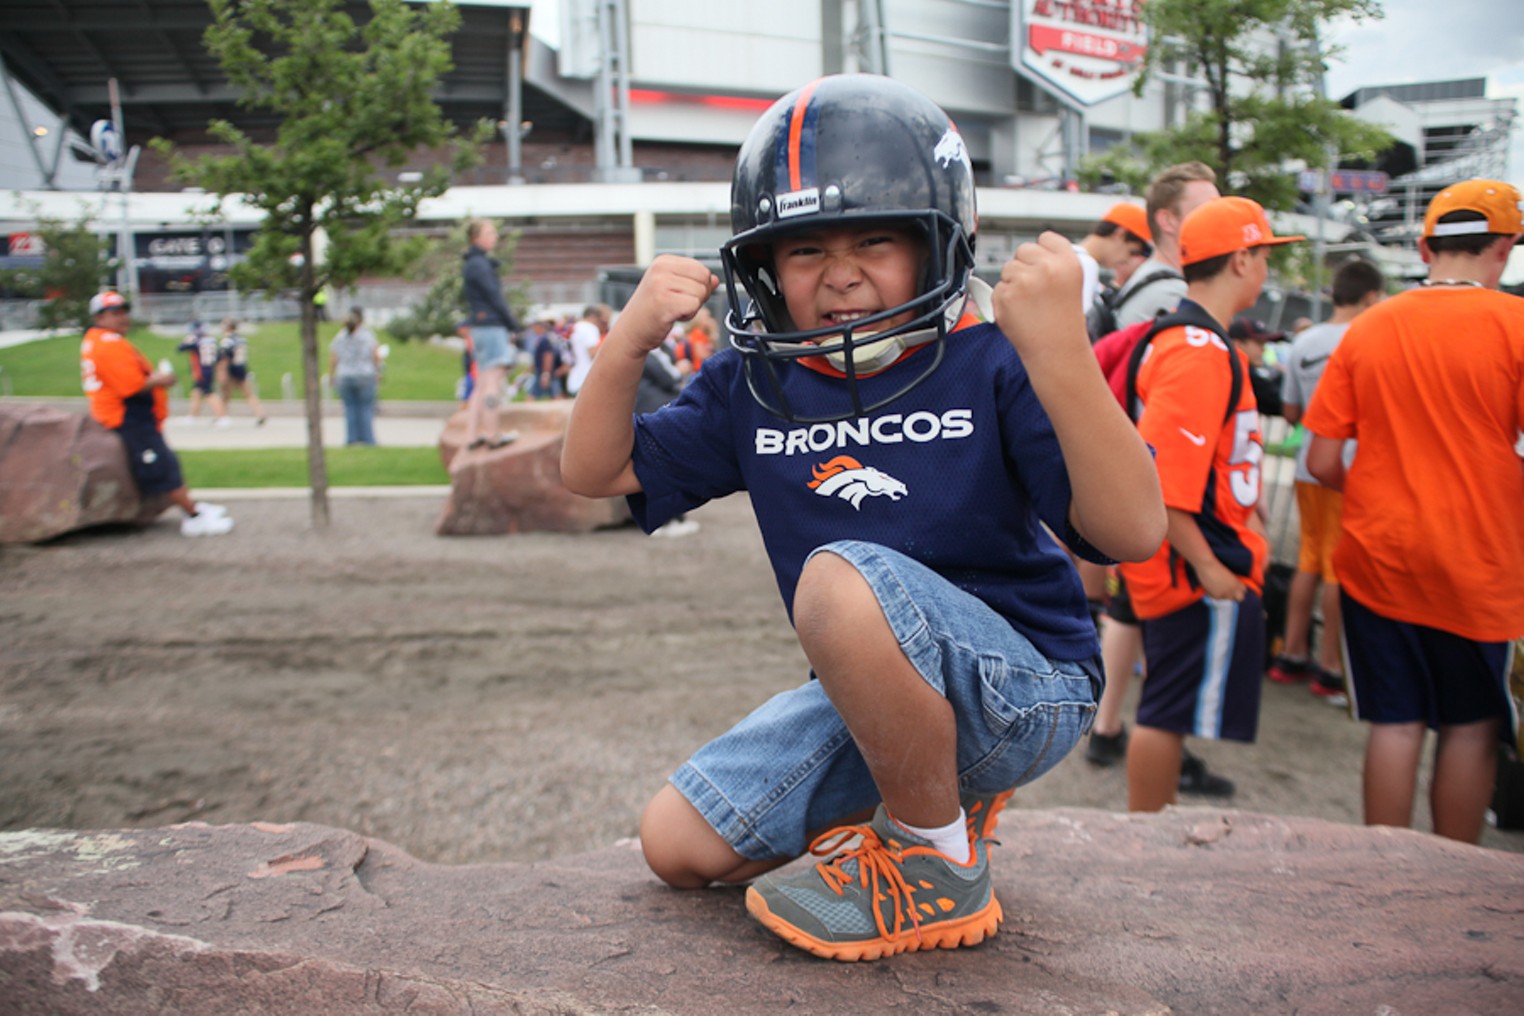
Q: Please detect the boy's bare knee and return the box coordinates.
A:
[639,785,744,889]
[793,552,879,652]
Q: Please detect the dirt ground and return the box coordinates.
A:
[3,493,1521,862]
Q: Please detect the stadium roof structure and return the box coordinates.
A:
[0,0,586,148]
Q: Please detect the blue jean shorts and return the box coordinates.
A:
[471,325,513,370]
[670,540,1102,861]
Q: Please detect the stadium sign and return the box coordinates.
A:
[1014,0,1149,107]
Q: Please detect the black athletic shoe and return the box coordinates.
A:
[1085,727,1128,767]
[1178,750,1235,797]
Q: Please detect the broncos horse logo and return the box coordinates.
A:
[807,455,908,510]
[933,126,969,170]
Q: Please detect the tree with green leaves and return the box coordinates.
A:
[154,0,489,526]
[1082,0,1393,213]
[0,215,113,330]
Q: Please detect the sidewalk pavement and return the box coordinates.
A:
[165,411,447,451]
[166,408,455,501]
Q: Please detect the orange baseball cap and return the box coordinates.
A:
[1179,196,1304,266]
[1422,179,1524,238]
[1101,202,1153,243]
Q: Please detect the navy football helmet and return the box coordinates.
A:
[722,74,978,422]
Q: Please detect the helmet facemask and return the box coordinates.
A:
[722,210,973,422]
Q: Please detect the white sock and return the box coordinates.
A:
[893,810,971,865]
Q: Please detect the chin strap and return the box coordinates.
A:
[818,277,993,373]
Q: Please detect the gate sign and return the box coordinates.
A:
[1015,0,1149,107]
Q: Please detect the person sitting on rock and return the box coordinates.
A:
[80,292,233,537]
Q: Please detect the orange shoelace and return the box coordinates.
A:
[807,824,923,945]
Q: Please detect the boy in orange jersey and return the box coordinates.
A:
[1302,179,1524,843]
[79,291,233,537]
[1119,197,1304,812]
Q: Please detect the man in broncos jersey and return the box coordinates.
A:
[1117,197,1303,813]
[562,74,1165,962]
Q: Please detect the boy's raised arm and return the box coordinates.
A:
[992,232,1166,563]
[561,255,718,497]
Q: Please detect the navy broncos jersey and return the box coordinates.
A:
[629,322,1104,662]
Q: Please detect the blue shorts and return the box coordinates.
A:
[670,540,1102,861]
[1341,591,1513,731]
[1137,592,1264,742]
[191,369,217,395]
[114,420,184,497]
[471,325,513,371]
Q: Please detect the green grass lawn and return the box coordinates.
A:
[0,321,466,401]
[177,445,448,488]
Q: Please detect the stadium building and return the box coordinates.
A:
[0,1,1514,325]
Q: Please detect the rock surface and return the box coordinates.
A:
[2,809,1520,1014]
[0,404,168,545]
[434,402,629,536]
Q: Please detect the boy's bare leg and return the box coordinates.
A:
[1363,721,1425,829]
[1093,616,1141,736]
[1430,718,1502,843]
[1127,725,1183,811]
[792,551,960,831]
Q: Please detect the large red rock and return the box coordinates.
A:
[434,402,629,536]
[1,809,1520,1013]
[0,404,169,544]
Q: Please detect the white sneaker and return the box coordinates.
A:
[181,512,235,537]
[195,501,228,518]
[213,416,232,429]
[652,518,701,538]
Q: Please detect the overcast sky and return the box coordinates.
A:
[1321,0,1524,187]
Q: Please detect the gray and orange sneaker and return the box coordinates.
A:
[961,788,1015,845]
[745,805,1002,962]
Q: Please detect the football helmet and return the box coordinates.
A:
[722,74,977,422]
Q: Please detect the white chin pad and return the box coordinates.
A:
[823,326,944,373]
[823,331,903,373]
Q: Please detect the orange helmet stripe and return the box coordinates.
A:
[786,79,823,192]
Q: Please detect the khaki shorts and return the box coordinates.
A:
[1295,481,1343,583]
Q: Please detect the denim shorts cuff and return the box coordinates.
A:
[669,762,774,861]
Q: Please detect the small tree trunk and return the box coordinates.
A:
[299,225,330,528]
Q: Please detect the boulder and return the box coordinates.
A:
[434,402,629,536]
[0,404,169,545]
[2,809,1520,1014]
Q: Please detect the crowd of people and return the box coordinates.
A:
[454,298,719,408]
[76,71,1520,964]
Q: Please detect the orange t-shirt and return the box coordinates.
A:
[1302,286,1524,641]
[1119,320,1268,620]
[80,326,166,430]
